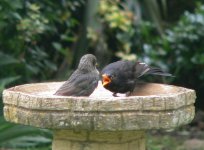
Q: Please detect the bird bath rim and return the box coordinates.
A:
[3,81,196,131]
[3,82,196,112]
[3,81,194,99]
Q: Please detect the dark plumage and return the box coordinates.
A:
[101,60,173,95]
[55,54,99,96]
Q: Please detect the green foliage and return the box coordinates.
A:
[88,0,168,61]
[140,0,167,35]
[17,3,49,43]
[99,0,133,32]
[97,0,137,61]
[0,0,204,149]
[0,117,52,149]
[0,0,84,149]
[147,133,187,150]
[139,4,204,108]
[0,0,85,86]
[0,52,21,92]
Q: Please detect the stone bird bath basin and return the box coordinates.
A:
[3,82,196,150]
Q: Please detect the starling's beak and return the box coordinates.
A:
[102,74,111,86]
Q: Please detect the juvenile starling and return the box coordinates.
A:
[101,60,172,95]
[55,54,99,96]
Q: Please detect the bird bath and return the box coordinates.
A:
[3,82,196,150]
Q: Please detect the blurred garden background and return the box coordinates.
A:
[1,0,204,149]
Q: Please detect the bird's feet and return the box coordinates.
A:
[126,91,131,97]
[112,93,118,97]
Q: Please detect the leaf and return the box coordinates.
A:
[0,52,19,66]
[52,42,67,55]
[44,60,57,71]
[0,118,14,132]
[52,42,62,50]
[12,12,22,20]
[26,64,40,75]
[4,136,51,148]
[0,76,21,90]
[0,117,52,148]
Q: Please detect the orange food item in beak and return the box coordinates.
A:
[102,74,111,86]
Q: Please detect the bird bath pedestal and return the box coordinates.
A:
[3,82,196,150]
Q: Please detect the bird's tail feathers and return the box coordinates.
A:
[145,67,173,77]
[135,62,173,78]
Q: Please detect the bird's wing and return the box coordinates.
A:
[134,62,150,78]
[55,71,99,96]
[102,61,134,77]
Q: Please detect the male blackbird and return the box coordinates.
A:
[101,60,172,95]
[55,54,99,96]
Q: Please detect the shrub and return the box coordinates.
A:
[139,4,204,108]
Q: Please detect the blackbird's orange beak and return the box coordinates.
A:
[102,74,111,86]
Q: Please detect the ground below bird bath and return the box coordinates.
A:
[3,81,196,150]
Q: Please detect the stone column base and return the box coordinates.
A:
[52,130,146,150]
